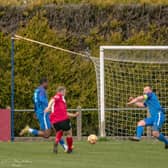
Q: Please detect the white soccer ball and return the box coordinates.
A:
[87,134,98,144]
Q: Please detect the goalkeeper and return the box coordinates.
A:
[127,86,168,149]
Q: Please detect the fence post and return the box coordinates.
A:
[77,106,82,141]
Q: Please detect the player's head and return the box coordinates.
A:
[57,86,66,96]
[40,77,48,89]
[143,86,152,94]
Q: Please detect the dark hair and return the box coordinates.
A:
[40,77,48,85]
[57,86,66,92]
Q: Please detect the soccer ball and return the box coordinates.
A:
[87,134,98,144]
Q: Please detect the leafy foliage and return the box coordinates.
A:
[0,0,168,6]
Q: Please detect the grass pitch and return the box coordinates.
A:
[0,140,167,168]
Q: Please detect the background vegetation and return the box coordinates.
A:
[0,2,168,135]
[0,0,168,6]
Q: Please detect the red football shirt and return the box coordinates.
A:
[50,93,69,124]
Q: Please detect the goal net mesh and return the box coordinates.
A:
[93,49,168,138]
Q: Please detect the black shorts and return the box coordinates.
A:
[53,119,71,131]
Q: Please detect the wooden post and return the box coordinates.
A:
[77,106,82,141]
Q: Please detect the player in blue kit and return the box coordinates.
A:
[127,86,168,149]
[20,78,67,150]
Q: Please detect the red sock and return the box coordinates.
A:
[55,131,63,144]
[66,137,73,151]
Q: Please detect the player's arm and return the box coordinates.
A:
[67,112,79,118]
[127,95,146,107]
[134,102,145,108]
[44,98,54,113]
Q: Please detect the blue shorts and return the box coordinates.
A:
[144,112,165,131]
[37,113,51,131]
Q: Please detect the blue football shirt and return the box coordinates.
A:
[33,86,48,115]
[144,92,164,117]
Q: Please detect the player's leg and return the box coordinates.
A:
[27,113,67,149]
[19,125,43,136]
[53,131,68,153]
[152,131,168,145]
[20,113,67,150]
[31,113,51,137]
[20,113,51,137]
[130,117,153,141]
[65,128,73,153]
[42,113,52,138]
[62,119,73,153]
[52,125,67,151]
[53,123,63,153]
[152,112,168,149]
[20,125,51,137]
[53,119,73,153]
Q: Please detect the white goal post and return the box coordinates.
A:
[99,46,168,137]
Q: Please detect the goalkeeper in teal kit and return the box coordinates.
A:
[127,86,168,149]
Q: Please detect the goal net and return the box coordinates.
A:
[93,46,168,138]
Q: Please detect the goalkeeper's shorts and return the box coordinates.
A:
[144,112,165,131]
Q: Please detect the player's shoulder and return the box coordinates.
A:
[152,92,159,100]
[34,87,45,96]
[39,86,46,93]
[34,87,40,93]
[54,93,65,101]
[54,93,61,100]
[35,86,42,91]
[149,92,157,98]
[148,92,158,101]
[144,92,154,100]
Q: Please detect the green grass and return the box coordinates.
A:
[0,140,167,168]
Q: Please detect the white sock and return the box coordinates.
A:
[64,144,68,151]
[28,128,33,133]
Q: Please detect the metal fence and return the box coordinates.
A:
[14,107,99,140]
[14,107,168,139]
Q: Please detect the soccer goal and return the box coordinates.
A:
[95,46,168,138]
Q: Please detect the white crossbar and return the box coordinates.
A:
[100,46,168,50]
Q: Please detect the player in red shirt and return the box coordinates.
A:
[45,86,79,153]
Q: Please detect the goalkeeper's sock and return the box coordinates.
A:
[29,128,38,136]
[55,131,63,144]
[136,126,144,139]
[59,138,68,151]
[157,133,168,144]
